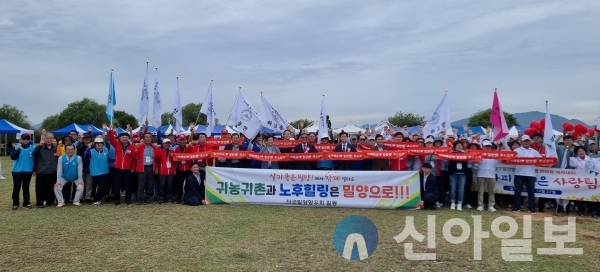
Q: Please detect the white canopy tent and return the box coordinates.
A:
[507,126,562,139]
[333,122,364,134]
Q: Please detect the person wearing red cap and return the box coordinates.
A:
[173,133,194,203]
[221,128,230,138]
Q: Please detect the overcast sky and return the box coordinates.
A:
[2,1,600,128]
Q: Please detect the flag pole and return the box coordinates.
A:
[110,68,114,127]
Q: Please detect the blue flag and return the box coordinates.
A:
[106,71,116,123]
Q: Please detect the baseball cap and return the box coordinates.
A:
[162,139,172,144]
[590,140,596,145]
[221,129,229,134]
[94,138,104,143]
[132,137,141,143]
[447,134,455,138]
[82,133,92,139]
[482,139,492,146]
[320,133,329,139]
[118,133,130,138]
[151,132,157,136]
[521,135,532,141]
[532,132,543,138]
[177,134,187,140]
[20,133,31,140]
[425,138,434,143]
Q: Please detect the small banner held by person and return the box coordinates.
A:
[204,167,421,209]
[494,164,600,201]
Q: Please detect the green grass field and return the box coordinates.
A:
[1,157,599,271]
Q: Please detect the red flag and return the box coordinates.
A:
[490,90,509,141]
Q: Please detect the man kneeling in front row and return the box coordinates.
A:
[54,145,84,207]
[420,163,439,210]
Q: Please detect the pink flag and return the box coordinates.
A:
[490,90,509,141]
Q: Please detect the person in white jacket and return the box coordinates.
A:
[476,139,498,212]
[513,135,542,214]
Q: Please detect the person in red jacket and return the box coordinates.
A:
[191,132,213,183]
[133,133,159,204]
[107,126,136,205]
[154,139,176,203]
[172,134,194,204]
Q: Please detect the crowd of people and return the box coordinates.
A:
[7,121,600,220]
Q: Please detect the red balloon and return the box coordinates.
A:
[540,118,546,128]
[588,128,596,136]
[574,124,587,134]
[563,122,573,132]
[572,131,579,139]
[596,126,600,133]
[524,128,535,135]
[530,121,540,129]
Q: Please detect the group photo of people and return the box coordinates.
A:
[6,117,600,221]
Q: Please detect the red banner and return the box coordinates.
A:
[407,147,451,156]
[314,144,338,151]
[246,153,289,162]
[361,150,408,159]
[502,157,558,166]
[211,150,248,159]
[274,140,301,148]
[467,149,517,159]
[171,152,211,161]
[287,153,325,161]
[384,142,421,149]
[436,152,483,162]
[206,139,232,146]
[325,152,366,161]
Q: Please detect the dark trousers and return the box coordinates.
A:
[91,174,109,202]
[538,197,551,211]
[514,175,536,212]
[106,167,115,197]
[35,173,56,206]
[62,182,77,203]
[438,172,448,204]
[463,170,473,206]
[12,172,33,206]
[137,166,154,202]
[159,174,174,201]
[113,169,132,202]
[175,170,191,202]
[131,171,138,200]
[184,195,201,206]
[422,192,438,208]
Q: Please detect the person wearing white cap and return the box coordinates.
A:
[332,132,356,170]
[589,140,599,159]
[512,135,542,214]
[476,139,498,212]
[317,133,334,170]
[83,137,112,206]
[155,139,176,203]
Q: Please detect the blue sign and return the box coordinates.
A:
[332,215,378,260]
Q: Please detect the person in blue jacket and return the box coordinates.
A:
[84,137,113,206]
[11,133,36,210]
[244,134,264,169]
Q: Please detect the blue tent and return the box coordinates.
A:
[0,119,34,134]
[78,124,103,134]
[51,123,86,136]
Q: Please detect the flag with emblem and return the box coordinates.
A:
[423,92,450,137]
[259,93,288,133]
[200,80,216,136]
[137,63,149,125]
[229,91,262,140]
[172,77,182,134]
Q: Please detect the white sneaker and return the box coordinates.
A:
[457,204,462,211]
[0,176,6,180]
[93,201,101,206]
[477,206,484,211]
[56,204,64,208]
[450,203,456,210]
[488,206,497,212]
[464,204,472,209]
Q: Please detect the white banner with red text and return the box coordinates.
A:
[494,164,600,201]
[204,167,421,209]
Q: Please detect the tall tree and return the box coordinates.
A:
[467,108,519,127]
[113,110,139,128]
[40,114,61,131]
[385,111,426,127]
[0,104,32,128]
[289,119,314,129]
[56,98,106,128]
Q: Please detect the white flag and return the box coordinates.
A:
[259,94,289,133]
[106,71,116,124]
[543,102,557,158]
[137,64,149,125]
[200,81,216,136]
[172,78,182,134]
[423,92,451,137]
[318,96,328,143]
[153,69,162,128]
[229,92,262,139]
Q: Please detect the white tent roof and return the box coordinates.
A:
[373,121,392,134]
[507,126,562,138]
[305,124,319,133]
[334,122,364,134]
